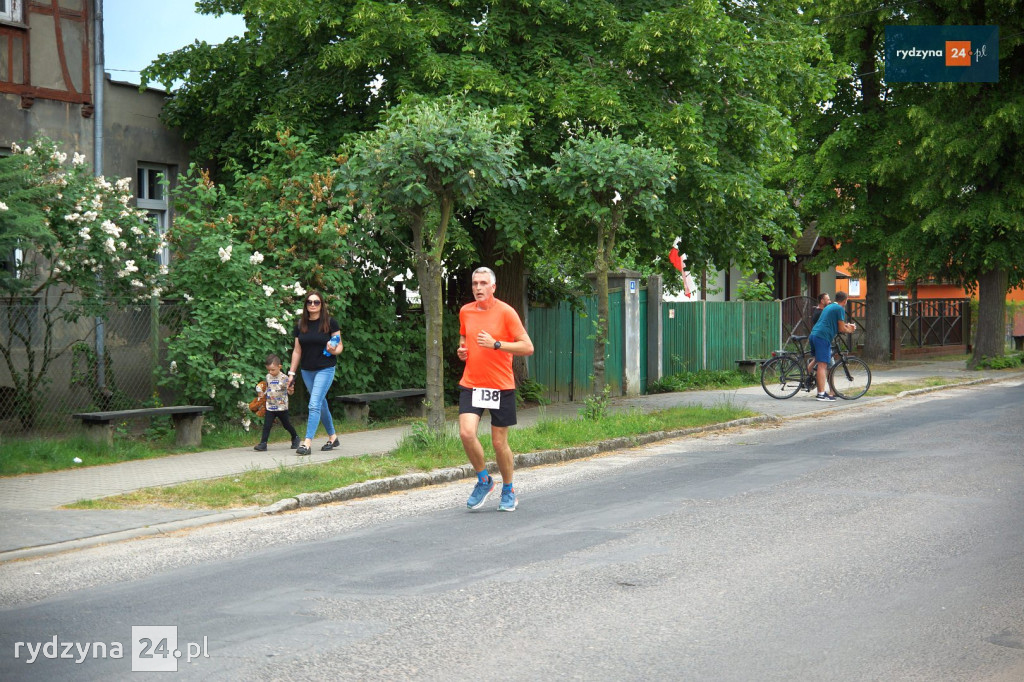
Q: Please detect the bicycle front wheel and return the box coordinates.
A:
[761,357,802,399]
[829,357,871,399]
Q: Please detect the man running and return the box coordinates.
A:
[457,267,535,512]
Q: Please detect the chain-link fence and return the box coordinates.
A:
[0,300,187,437]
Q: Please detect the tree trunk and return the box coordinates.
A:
[969,267,1008,369]
[419,254,446,431]
[861,262,891,364]
[592,232,609,395]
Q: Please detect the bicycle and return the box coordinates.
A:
[760,335,872,400]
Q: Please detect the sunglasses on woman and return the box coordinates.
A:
[306,299,321,306]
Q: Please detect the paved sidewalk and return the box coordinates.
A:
[1,358,1018,561]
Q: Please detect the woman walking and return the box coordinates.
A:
[288,290,343,455]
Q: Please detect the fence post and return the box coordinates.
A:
[647,276,663,387]
[607,270,642,397]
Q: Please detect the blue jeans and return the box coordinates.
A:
[300,366,336,440]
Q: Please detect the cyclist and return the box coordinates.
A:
[805,292,831,385]
[809,291,856,401]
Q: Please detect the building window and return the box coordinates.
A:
[136,163,170,266]
[0,0,24,24]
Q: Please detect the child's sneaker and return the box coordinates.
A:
[291,436,301,449]
[254,442,268,451]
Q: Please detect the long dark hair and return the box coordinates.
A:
[299,289,332,334]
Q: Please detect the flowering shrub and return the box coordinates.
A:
[161,132,424,422]
[0,138,164,428]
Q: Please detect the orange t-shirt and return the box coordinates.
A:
[459,299,527,390]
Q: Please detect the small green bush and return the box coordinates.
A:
[974,353,1024,370]
[648,369,759,393]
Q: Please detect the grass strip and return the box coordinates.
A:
[866,376,959,396]
[66,404,754,510]
[0,416,417,477]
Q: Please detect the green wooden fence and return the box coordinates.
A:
[528,297,780,401]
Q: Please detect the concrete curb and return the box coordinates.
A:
[0,509,262,563]
[259,415,778,515]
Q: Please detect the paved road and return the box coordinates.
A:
[0,378,1021,680]
[0,359,1012,560]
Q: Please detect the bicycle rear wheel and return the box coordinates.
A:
[829,357,871,399]
[761,357,802,399]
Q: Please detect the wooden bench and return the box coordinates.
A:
[735,359,768,375]
[336,389,426,423]
[72,406,213,447]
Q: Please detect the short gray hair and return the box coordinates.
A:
[472,267,496,285]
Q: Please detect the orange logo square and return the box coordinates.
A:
[946,41,971,66]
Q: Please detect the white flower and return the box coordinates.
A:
[51,150,67,164]
[229,372,243,389]
[159,264,168,275]
[82,210,98,222]
[250,251,264,265]
[0,201,8,211]
[72,152,87,165]
[73,457,83,464]
[218,245,233,262]
[23,146,34,156]
[241,418,251,432]
[11,142,20,153]
[612,191,622,205]
[209,386,216,399]
[237,401,248,411]
[78,227,91,240]
[183,293,193,302]
[265,317,288,335]
[101,220,121,237]
[262,285,275,297]
[151,287,163,297]
[169,360,178,374]
[104,237,117,253]
[115,177,132,192]
[130,279,144,287]
[293,282,306,297]
[131,225,143,236]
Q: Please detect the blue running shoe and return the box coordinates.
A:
[467,476,494,510]
[498,487,517,512]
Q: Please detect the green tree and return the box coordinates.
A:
[787,1,912,364]
[0,139,164,428]
[345,98,523,431]
[898,1,1024,366]
[542,131,674,394]
[162,132,423,421]
[145,0,837,294]
[793,1,1024,367]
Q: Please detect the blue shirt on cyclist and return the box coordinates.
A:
[811,301,846,343]
[809,291,856,372]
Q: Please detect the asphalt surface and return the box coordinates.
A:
[0,358,1018,562]
[0,375,1021,680]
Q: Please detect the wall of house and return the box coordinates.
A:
[0,0,94,153]
[102,78,191,183]
[0,92,93,153]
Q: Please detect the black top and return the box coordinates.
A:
[811,308,824,326]
[293,316,341,371]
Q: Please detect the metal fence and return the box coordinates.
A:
[0,301,186,436]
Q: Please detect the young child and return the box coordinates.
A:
[254,353,300,451]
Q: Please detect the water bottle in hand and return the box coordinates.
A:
[324,332,341,356]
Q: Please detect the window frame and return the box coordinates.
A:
[0,0,24,24]
[136,163,171,267]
